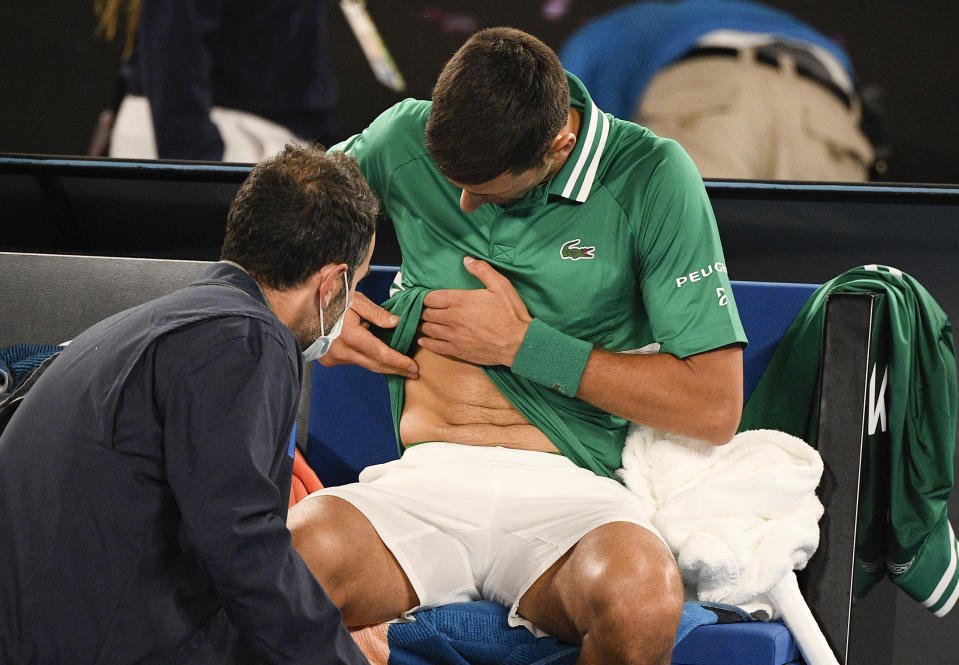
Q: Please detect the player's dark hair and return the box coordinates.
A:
[426,27,570,185]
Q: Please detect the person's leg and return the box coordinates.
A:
[517,521,684,665]
[288,444,490,626]
[287,495,418,626]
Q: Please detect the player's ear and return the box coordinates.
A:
[549,128,577,162]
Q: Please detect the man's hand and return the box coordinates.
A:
[319,291,419,379]
[419,257,532,366]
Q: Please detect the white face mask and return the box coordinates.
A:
[302,272,350,363]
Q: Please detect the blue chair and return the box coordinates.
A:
[0,254,880,664]
[306,267,830,665]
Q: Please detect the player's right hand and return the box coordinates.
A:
[319,291,420,379]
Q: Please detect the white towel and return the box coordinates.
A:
[617,425,824,614]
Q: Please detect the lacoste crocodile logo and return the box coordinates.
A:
[560,239,595,261]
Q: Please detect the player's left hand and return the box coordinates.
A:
[419,257,532,366]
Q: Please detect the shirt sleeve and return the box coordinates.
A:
[155,318,368,665]
[329,99,431,206]
[634,139,747,358]
[134,0,225,160]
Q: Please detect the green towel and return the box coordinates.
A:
[740,265,958,614]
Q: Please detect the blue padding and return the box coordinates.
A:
[308,362,397,486]
[360,265,400,299]
[732,280,818,400]
[307,270,819,485]
[307,266,400,486]
[671,621,801,665]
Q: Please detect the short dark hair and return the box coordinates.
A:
[425,27,570,185]
[221,145,378,290]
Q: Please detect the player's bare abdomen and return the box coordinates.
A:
[399,344,558,453]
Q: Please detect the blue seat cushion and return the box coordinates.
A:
[671,621,802,665]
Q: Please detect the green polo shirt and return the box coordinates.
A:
[331,72,747,476]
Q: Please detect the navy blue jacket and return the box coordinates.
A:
[0,263,368,665]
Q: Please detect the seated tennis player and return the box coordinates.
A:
[288,27,746,665]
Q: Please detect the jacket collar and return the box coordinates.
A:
[194,261,272,310]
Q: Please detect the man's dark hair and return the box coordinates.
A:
[221,145,378,290]
[425,27,570,185]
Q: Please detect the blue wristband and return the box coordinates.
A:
[511,318,592,397]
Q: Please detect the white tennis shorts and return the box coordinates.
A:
[310,441,664,635]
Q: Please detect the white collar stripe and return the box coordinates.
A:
[575,105,609,202]
[561,101,598,199]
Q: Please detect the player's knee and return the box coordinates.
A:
[584,555,682,623]
[584,568,682,665]
[287,497,355,592]
[574,526,684,657]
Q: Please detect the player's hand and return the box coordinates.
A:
[419,257,532,366]
[319,291,419,379]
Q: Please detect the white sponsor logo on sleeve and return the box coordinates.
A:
[674,262,727,288]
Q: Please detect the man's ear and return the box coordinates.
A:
[316,263,348,307]
[548,129,577,162]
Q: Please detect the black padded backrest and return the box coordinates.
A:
[0,251,314,452]
[0,252,211,347]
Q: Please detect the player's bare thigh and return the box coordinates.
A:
[287,495,418,626]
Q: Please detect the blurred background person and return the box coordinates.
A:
[95,0,339,161]
[560,0,878,181]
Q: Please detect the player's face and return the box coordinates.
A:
[451,159,554,213]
